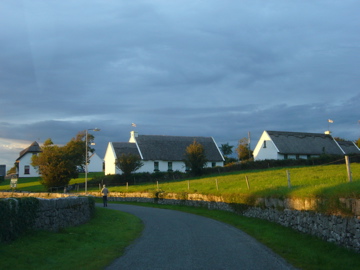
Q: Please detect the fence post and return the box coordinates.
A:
[286,170,291,188]
[126,182,128,190]
[216,179,219,191]
[187,180,190,190]
[245,176,250,190]
[345,155,353,182]
[156,181,159,190]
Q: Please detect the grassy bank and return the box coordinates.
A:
[2,164,359,200]
[108,163,360,200]
[0,207,143,270]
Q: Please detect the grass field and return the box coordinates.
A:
[1,164,359,200]
[108,163,360,200]
[0,207,143,270]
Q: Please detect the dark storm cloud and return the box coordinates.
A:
[1,0,360,168]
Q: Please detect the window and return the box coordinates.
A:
[284,154,288,160]
[168,162,173,171]
[24,165,30,175]
[212,162,216,168]
[154,162,159,171]
[296,154,300,160]
[263,141,267,148]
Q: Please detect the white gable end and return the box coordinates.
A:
[253,131,279,161]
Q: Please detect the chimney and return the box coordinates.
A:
[129,131,138,143]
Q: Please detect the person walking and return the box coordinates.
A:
[101,184,109,207]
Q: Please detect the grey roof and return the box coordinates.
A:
[113,135,224,162]
[16,141,41,161]
[337,141,360,155]
[266,131,344,155]
[112,142,141,158]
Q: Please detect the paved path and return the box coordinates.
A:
[102,204,296,270]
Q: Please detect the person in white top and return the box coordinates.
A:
[101,185,109,207]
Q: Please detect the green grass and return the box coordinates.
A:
[0,206,143,270]
[112,201,360,270]
[106,164,360,200]
[0,172,104,192]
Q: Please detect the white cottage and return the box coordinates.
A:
[87,152,104,172]
[15,141,41,177]
[253,130,359,161]
[104,131,224,175]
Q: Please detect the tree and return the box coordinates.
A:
[236,137,253,161]
[219,143,237,165]
[220,143,233,157]
[115,153,143,180]
[31,132,94,190]
[7,165,16,175]
[184,140,208,176]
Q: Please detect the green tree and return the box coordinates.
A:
[236,137,253,161]
[220,143,237,165]
[115,153,143,181]
[184,140,208,176]
[6,165,16,175]
[31,132,94,190]
[355,137,360,148]
[220,143,233,157]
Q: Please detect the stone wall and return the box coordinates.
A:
[2,191,360,252]
[33,197,94,231]
[0,192,94,232]
[99,192,360,253]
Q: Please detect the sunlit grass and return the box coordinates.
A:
[107,164,360,200]
[0,172,104,192]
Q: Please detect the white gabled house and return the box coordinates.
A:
[15,141,41,177]
[16,141,104,177]
[104,131,225,175]
[253,130,360,161]
[87,152,104,172]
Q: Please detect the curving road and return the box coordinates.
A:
[102,204,297,270]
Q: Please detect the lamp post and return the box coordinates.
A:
[85,128,100,194]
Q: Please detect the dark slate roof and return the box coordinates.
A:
[112,142,141,158]
[135,135,223,161]
[266,131,344,155]
[16,141,42,161]
[337,141,360,155]
[113,135,224,162]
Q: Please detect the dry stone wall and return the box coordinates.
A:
[99,192,360,253]
[2,191,359,252]
[33,197,94,231]
[0,192,94,232]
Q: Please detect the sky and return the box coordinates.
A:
[1,0,360,171]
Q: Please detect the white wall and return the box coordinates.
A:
[88,153,103,172]
[253,131,280,161]
[17,153,40,178]
[104,143,117,175]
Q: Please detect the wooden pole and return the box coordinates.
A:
[216,179,219,191]
[157,181,159,190]
[286,170,291,188]
[187,180,190,190]
[345,155,353,182]
[245,176,250,190]
[126,182,128,190]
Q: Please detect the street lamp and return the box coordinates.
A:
[85,128,100,193]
